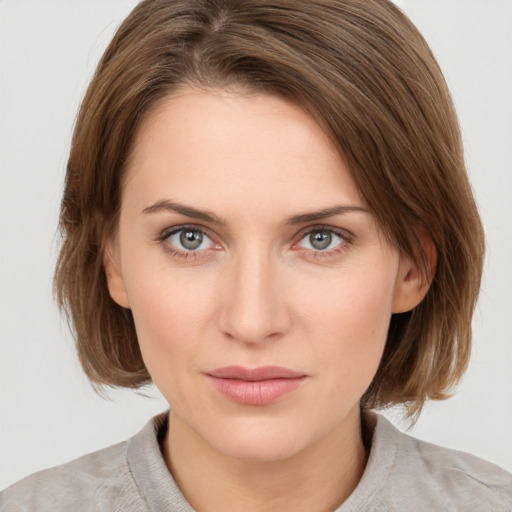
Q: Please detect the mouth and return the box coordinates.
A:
[205,366,308,405]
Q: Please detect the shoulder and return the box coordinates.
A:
[400,431,512,507]
[349,413,512,511]
[0,437,145,512]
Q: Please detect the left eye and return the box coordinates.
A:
[167,228,214,251]
[297,229,345,251]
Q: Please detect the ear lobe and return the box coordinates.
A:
[392,231,437,314]
[103,241,131,309]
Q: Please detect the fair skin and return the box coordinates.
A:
[105,87,431,512]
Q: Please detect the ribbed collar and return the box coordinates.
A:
[126,410,400,512]
[127,411,194,511]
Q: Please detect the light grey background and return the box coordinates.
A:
[1,0,511,490]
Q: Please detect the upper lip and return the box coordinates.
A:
[206,366,306,381]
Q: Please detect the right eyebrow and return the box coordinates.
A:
[141,200,227,225]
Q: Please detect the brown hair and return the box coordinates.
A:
[54,0,485,417]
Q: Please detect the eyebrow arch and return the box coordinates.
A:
[286,205,369,225]
[142,200,227,225]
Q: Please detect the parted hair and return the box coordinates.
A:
[54,0,485,417]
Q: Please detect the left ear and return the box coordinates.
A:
[392,229,437,314]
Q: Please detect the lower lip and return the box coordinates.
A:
[207,376,306,405]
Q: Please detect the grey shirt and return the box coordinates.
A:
[1,411,511,511]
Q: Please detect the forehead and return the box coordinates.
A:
[122,87,366,219]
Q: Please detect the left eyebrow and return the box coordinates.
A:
[285,205,369,225]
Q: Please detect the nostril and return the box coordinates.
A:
[217,297,291,345]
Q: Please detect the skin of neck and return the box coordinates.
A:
[162,405,368,512]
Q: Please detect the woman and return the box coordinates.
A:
[1,0,511,510]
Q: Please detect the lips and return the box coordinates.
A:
[206,366,307,405]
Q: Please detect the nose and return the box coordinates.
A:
[217,247,292,345]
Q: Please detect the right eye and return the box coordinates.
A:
[165,228,215,252]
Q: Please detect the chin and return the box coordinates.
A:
[194,414,320,463]
[213,431,306,463]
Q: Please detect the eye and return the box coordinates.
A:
[166,228,215,252]
[296,228,347,252]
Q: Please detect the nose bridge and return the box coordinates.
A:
[218,243,290,343]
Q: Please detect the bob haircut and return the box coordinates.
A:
[55,0,485,417]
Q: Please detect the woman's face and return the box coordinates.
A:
[106,88,418,461]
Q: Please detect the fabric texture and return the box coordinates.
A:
[1,411,511,511]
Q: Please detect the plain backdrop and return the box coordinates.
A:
[1,0,511,490]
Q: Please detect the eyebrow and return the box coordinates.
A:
[142,200,227,225]
[285,205,369,225]
[142,200,369,225]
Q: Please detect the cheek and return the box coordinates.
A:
[295,264,396,382]
[121,258,217,384]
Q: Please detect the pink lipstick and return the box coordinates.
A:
[206,366,307,405]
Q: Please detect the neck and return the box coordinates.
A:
[162,407,368,512]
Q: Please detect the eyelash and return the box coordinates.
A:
[293,226,353,259]
[156,225,354,262]
[156,225,215,261]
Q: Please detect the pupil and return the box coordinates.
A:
[180,230,203,250]
[310,231,331,250]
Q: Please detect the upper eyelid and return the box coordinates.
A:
[157,225,216,252]
[295,225,354,241]
[160,224,211,239]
